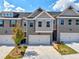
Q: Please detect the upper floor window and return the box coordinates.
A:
[46,21,50,27]
[76,20,79,25]
[10,20,16,27]
[0,20,4,27]
[68,19,72,25]
[30,22,33,27]
[60,19,64,25]
[38,21,42,27]
[53,20,56,24]
[2,13,13,17]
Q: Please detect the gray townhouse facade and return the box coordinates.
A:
[0,5,79,45]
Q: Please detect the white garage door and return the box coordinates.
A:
[0,35,15,45]
[29,35,50,45]
[60,33,79,42]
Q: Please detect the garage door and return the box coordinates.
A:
[60,33,79,42]
[29,35,50,45]
[0,35,15,45]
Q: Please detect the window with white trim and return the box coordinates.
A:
[76,19,79,25]
[38,21,42,27]
[46,21,50,27]
[10,20,16,27]
[60,19,64,25]
[2,13,13,17]
[68,19,72,25]
[0,20,4,27]
[30,22,33,27]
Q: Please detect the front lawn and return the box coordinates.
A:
[53,43,78,55]
[5,46,27,59]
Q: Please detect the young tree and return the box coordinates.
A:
[12,24,25,46]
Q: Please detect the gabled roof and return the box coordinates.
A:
[33,10,55,19]
[27,8,60,19]
[27,8,43,18]
[1,6,79,19]
[57,5,79,17]
[48,12,61,17]
[0,10,60,19]
[18,12,31,18]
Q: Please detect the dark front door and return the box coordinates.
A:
[53,30,57,41]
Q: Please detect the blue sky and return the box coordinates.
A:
[0,0,79,12]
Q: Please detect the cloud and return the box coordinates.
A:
[15,7,25,12]
[53,0,77,11]
[3,0,15,11]
[4,0,15,8]
[48,3,54,8]
[74,3,79,10]
[3,0,25,12]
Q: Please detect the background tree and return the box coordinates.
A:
[12,24,25,46]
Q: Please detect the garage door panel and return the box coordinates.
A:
[29,35,50,45]
[60,33,79,42]
[0,35,15,45]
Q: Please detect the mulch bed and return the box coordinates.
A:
[5,46,27,59]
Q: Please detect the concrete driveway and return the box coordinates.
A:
[66,42,79,52]
[0,46,14,59]
[23,45,62,59]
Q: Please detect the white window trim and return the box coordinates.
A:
[0,18,22,20]
[35,31,53,33]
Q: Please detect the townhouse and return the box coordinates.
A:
[0,5,79,45]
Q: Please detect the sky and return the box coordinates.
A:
[0,0,79,12]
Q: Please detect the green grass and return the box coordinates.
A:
[55,43,78,55]
[5,46,27,59]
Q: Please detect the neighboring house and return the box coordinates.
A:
[57,6,79,43]
[0,5,79,45]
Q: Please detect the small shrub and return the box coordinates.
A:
[23,46,27,48]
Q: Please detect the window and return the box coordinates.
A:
[2,13,13,17]
[76,20,79,25]
[38,21,42,27]
[46,21,50,27]
[53,20,55,24]
[0,20,4,27]
[68,19,72,25]
[30,22,33,27]
[10,20,16,27]
[60,19,64,25]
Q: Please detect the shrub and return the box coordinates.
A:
[23,46,27,49]
[12,24,25,46]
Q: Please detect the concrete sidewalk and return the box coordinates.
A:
[62,54,79,59]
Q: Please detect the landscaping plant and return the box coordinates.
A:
[12,24,25,46]
[5,24,27,59]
